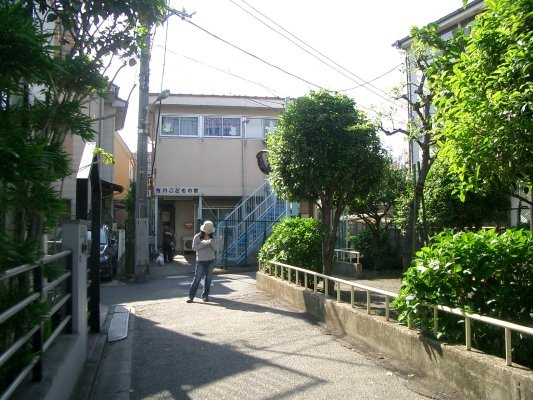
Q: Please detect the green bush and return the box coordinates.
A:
[394,228,533,367]
[258,217,322,284]
[349,228,395,270]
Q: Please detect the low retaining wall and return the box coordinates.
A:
[257,271,533,400]
[333,260,363,278]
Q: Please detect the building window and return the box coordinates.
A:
[245,117,278,138]
[204,116,241,137]
[202,207,233,222]
[161,116,198,136]
[263,118,278,135]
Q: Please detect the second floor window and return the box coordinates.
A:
[245,117,278,138]
[161,116,198,136]
[204,117,241,137]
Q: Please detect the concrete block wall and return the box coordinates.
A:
[257,271,533,400]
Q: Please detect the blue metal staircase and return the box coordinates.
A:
[215,180,292,266]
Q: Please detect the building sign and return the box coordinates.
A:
[155,186,199,196]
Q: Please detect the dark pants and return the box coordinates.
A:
[162,243,173,263]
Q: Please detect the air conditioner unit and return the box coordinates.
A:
[182,236,194,253]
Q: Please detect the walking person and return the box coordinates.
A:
[186,220,216,303]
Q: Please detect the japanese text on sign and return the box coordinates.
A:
[155,186,199,196]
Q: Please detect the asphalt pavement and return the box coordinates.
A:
[73,254,458,400]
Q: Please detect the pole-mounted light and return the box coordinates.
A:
[154,89,170,104]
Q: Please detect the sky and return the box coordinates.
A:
[110,0,471,156]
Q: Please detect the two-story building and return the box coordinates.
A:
[146,94,293,262]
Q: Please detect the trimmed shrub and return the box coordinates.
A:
[258,217,322,285]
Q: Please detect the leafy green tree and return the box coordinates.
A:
[0,0,69,268]
[0,0,169,270]
[384,23,459,260]
[432,0,533,211]
[0,0,169,390]
[394,156,510,245]
[423,157,510,232]
[349,229,395,271]
[348,162,408,269]
[267,90,387,277]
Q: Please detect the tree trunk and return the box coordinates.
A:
[320,200,342,296]
[321,201,334,276]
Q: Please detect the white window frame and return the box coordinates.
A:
[244,117,279,139]
[202,116,242,138]
[160,115,200,137]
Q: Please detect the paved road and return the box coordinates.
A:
[86,255,458,400]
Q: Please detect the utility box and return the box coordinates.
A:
[183,236,194,253]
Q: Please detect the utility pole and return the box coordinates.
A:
[134,30,151,282]
[134,9,194,282]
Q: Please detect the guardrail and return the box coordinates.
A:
[0,250,73,400]
[334,248,360,264]
[260,259,533,367]
[260,260,396,320]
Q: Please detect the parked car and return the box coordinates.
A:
[87,225,118,281]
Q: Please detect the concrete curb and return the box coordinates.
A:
[89,307,135,400]
[71,303,136,400]
[71,305,112,400]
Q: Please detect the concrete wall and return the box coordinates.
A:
[256,272,533,400]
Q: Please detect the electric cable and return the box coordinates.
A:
[339,64,402,92]
[183,18,326,91]
[154,45,281,96]
[229,0,400,105]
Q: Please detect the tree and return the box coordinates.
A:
[0,0,169,269]
[423,157,510,232]
[0,0,66,268]
[266,90,387,277]
[348,162,408,269]
[383,23,455,263]
[432,0,533,211]
[383,20,475,265]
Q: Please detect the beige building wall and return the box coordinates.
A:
[52,87,127,222]
[113,132,134,202]
[155,138,266,196]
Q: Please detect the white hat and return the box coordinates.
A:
[200,220,215,234]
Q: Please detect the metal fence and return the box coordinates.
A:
[0,250,73,399]
[260,259,533,367]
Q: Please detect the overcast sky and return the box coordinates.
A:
[111,0,471,155]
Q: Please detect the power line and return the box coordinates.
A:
[155,44,282,96]
[184,18,326,91]
[155,7,401,117]
[229,0,400,105]
[339,64,402,92]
